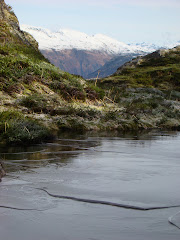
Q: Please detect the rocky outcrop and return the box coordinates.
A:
[0,0,38,49]
[0,0,19,25]
[115,56,143,75]
[0,162,6,182]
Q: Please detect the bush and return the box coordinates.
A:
[0,111,53,144]
[19,94,48,113]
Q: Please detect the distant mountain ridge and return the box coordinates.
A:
[21,25,158,54]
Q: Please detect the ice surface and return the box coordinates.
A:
[1,131,180,240]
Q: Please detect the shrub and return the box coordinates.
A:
[19,94,48,113]
[0,111,53,144]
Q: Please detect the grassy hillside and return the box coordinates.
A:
[0,1,107,144]
[96,47,180,131]
[100,47,180,91]
[0,0,180,145]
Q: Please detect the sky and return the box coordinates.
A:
[6,0,180,45]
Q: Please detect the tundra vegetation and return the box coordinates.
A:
[0,0,180,145]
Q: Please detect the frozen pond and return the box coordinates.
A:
[0,130,180,240]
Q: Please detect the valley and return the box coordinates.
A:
[21,25,158,78]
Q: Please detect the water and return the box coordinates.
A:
[0,130,180,240]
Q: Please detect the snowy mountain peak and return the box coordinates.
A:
[21,25,157,54]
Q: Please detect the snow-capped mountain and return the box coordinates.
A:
[20,25,179,78]
[21,25,157,54]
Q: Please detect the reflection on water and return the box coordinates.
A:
[1,130,179,174]
[0,131,103,173]
[0,130,180,240]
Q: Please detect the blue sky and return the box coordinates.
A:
[6,0,180,45]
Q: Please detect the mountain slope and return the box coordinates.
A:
[87,53,141,79]
[41,49,113,78]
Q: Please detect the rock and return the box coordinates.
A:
[0,162,6,182]
[0,0,38,50]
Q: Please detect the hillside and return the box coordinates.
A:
[0,0,107,144]
[0,0,180,145]
[96,46,180,130]
[102,47,180,91]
